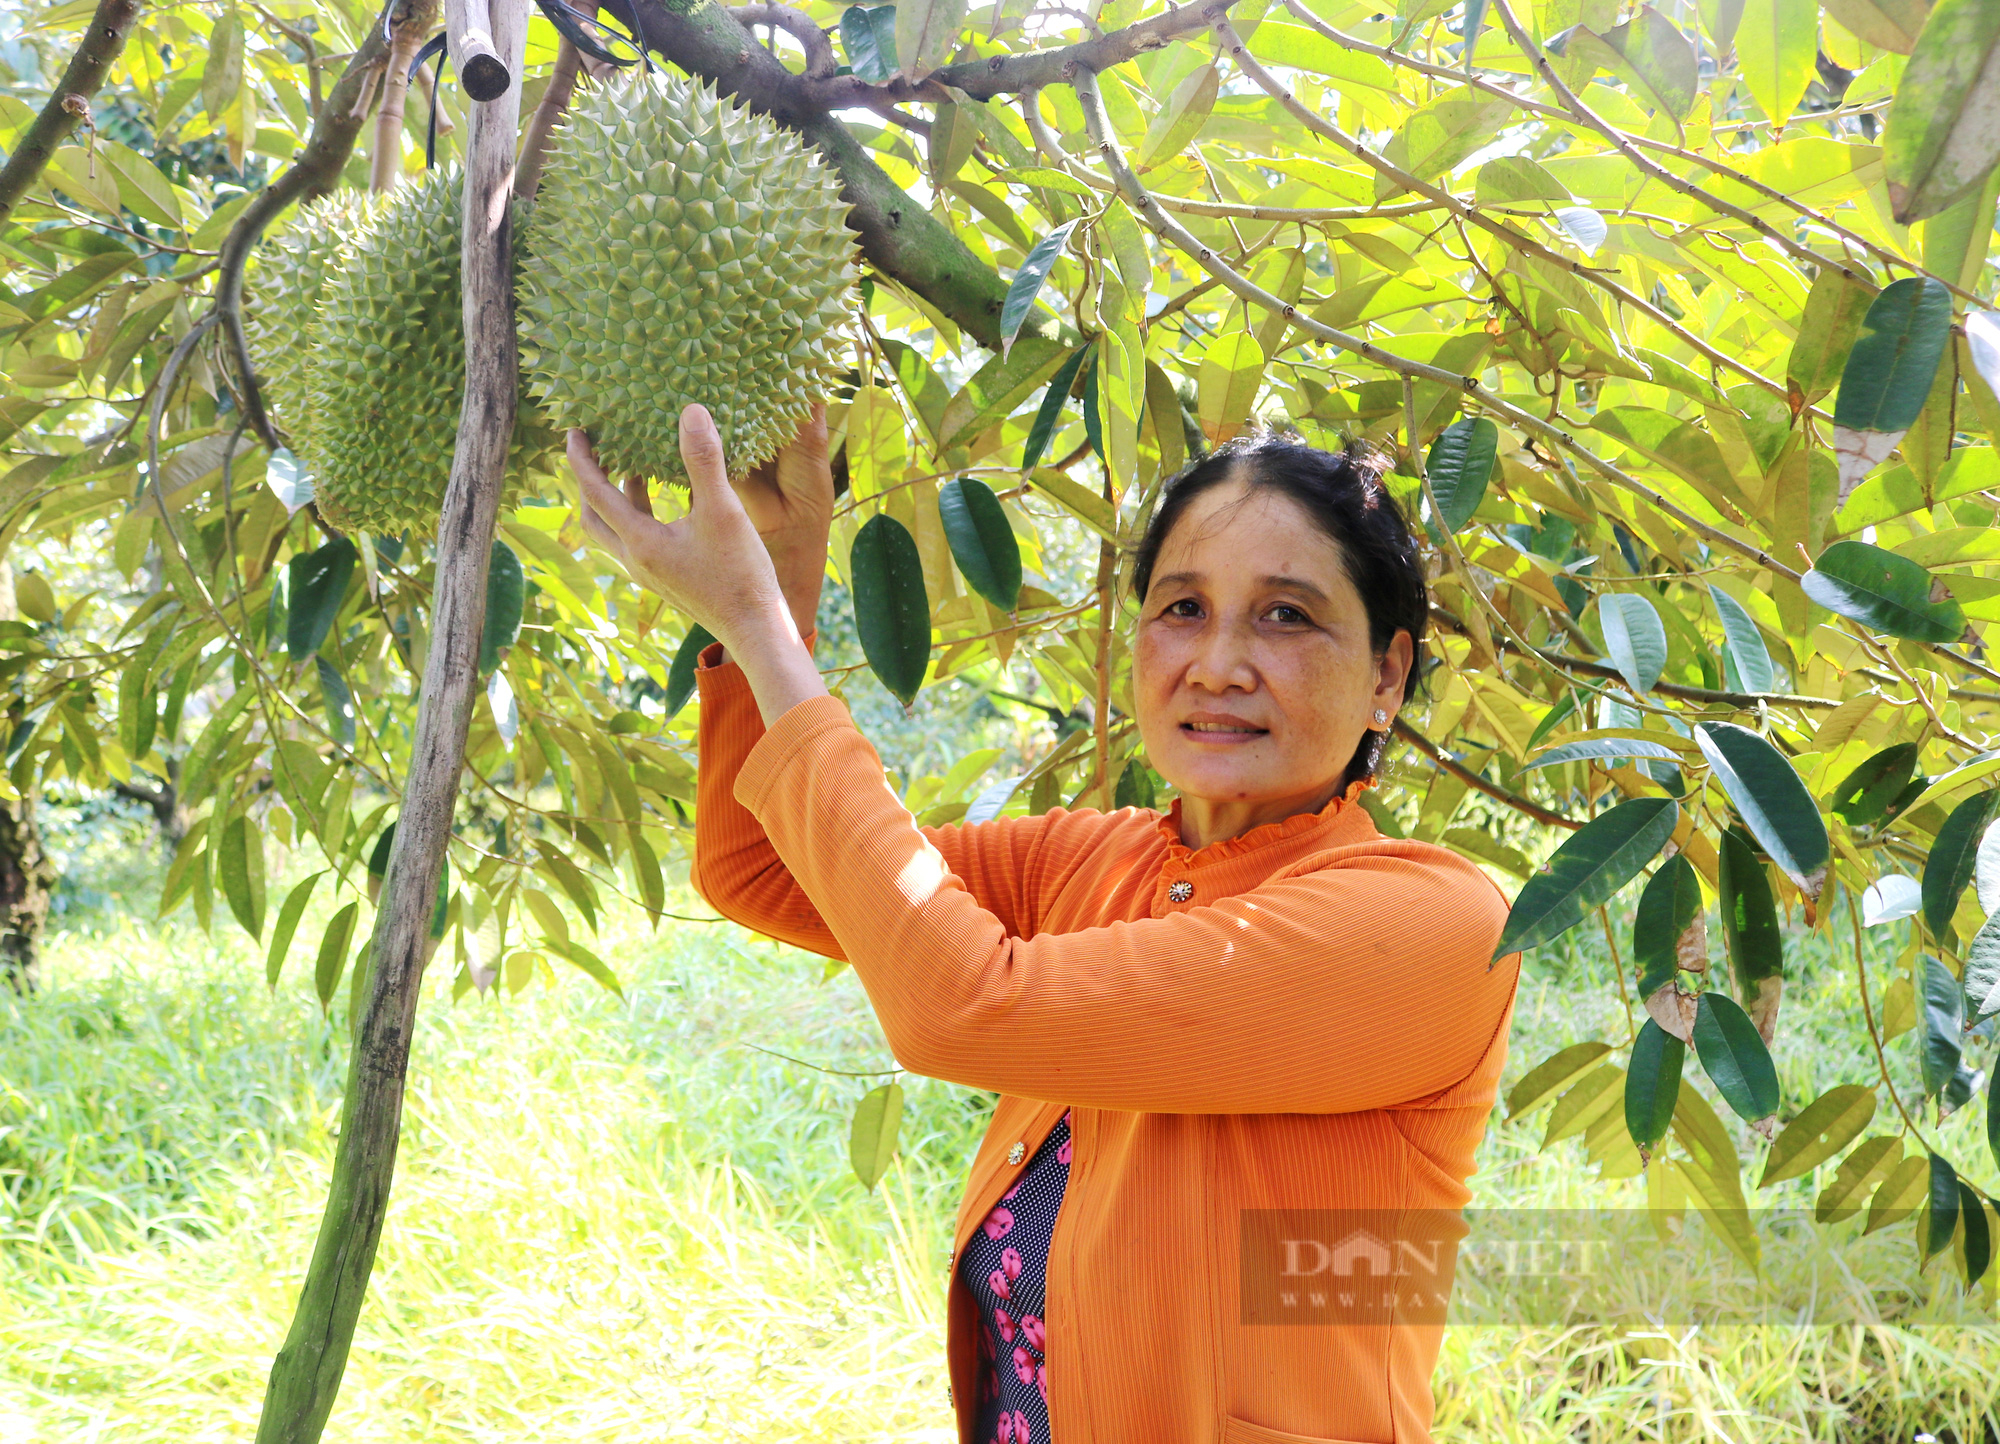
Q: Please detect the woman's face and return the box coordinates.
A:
[1131,474,1414,822]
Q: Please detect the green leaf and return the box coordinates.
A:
[1786,266,1877,406]
[1197,327,1266,446]
[1923,790,2000,940]
[1136,63,1220,170]
[1633,853,1705,998]
[1924,1152,1961,1260]
[1961,914,2000,1022]
[1625,1018,1685,1155]
[998,221,1076,360]
[1830,742,1923,826]
[1376,88,1512,196]
[480,540,524,676]
[1801,539,1967,642]
[939,336,1069,450]
[1543,1062,1623,1146]
[1505,1040,1614,1118]
[1569,8,1698,121]
[1920,951,1965,1098]
[1474,155,1572,204]
[555,937,624,997]
[1883,0,2000,223]
[1708,586,1775,696]
[1020,344,1090,473]
[895,0,963,76]
[201,10,244,121]
[217,813,265,942]
[314,900,360,1011]
[1693,991,1781,1129]
[1864,1152,1931,1234]
[266,871,324,988]
[1597,592,1668,695]
[849,1080,905,1191]
[1028,466,1118,542]
[286,537,357,663]
[850,513,931,707]
[1759,1083,1877,1187]
[1736,0,1817,126]
[1823,0,1931,52]
[1424,416,1498,531]
[1831,278,1955,496]
[1493,797,1679,961]
[839,4,899,81]
[316,657,355,748]
[1959,1179,1991,1286]
[1695,722,1831,898]
[665,624,716,719]
[1989,1060,2000,1175]
[1817,1135,1901,1221]
[1523,737,1683,772]
[1717,823,1784,1018]
[937,477,1022,612]
[366,821,396,907]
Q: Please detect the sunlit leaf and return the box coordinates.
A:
[1760,1083,1876,1187]
[1424,415,1498,531]
[849,1081,905,1191]
[1883,0,2000,223]
[1801,539,1967,642]
[1597,592,1667,695]
[998,220,1077,359]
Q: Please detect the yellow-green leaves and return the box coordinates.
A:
[314,900,361,1012]
[1735,0,1818,127]
[1822,0,1930,53]
[1569,8,1699,123]
[1785,266,1875,407]
[895,0,963,77]
[1817,1135,1901,1221]
[1883,0,2000,223]
[1802,539,1967,642]
[1759,1083,1877,1187]
[1831,278,1954,499]
[938,478,1021,612]
[849,1081,904,1191]
[1696,722,1831,899]
[1197,326,1266,446]
[218,813,265,941]
[267,872,323,987]
[1425,415,1498,531]
[1137,64,1219,170]
[850,514,931,708]
[1597,592,1667,695]
[1493,798,1679,962]
[1507,1040,1615,1118]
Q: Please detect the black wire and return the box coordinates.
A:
[427,44,445,168]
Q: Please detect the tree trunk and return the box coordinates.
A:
[0,789,54,995]
[252,0,526,1436]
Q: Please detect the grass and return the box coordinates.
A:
[4,884,2000,1442]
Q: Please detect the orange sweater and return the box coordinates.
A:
[692,637,1522,1444]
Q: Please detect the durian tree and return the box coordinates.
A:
[4,0,2000,1428]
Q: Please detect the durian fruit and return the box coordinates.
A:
[244,190,373,453]
[308,166,556,538]
[519,69,858,486]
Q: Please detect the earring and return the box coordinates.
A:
[1373,708,1389,728]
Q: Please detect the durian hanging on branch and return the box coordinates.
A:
[245,67,859,540]
[517,68,859,487]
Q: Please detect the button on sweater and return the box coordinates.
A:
[692,634,1522,1444]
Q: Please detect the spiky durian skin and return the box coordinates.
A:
[308,168,555,539]
[245,191,372,453]
[519,69,858,486]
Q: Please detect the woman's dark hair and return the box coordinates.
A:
[1128,433,1430,789]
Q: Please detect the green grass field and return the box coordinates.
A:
[4,889,1999,1442]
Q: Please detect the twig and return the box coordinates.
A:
[1394,717,1580,831]
[516,37,584,200]
[370,8,429,191]
[726,3,834,76]
[0,0,142,228]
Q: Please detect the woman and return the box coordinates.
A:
[570,403,1522,1444]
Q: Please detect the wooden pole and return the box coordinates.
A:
[447,0,513,101]
[250,0,527,1438]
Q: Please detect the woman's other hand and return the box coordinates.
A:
[738,403,833,638]
[570,404,830,724]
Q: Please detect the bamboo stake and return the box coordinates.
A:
[251,0,528,1438]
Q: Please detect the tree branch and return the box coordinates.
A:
[1394,718,1580,831]
[0,0,142,228]
[728,3,835,77]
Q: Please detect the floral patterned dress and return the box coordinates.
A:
[959,1109,1073,1444]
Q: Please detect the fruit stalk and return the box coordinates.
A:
[250,0,528,1439]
